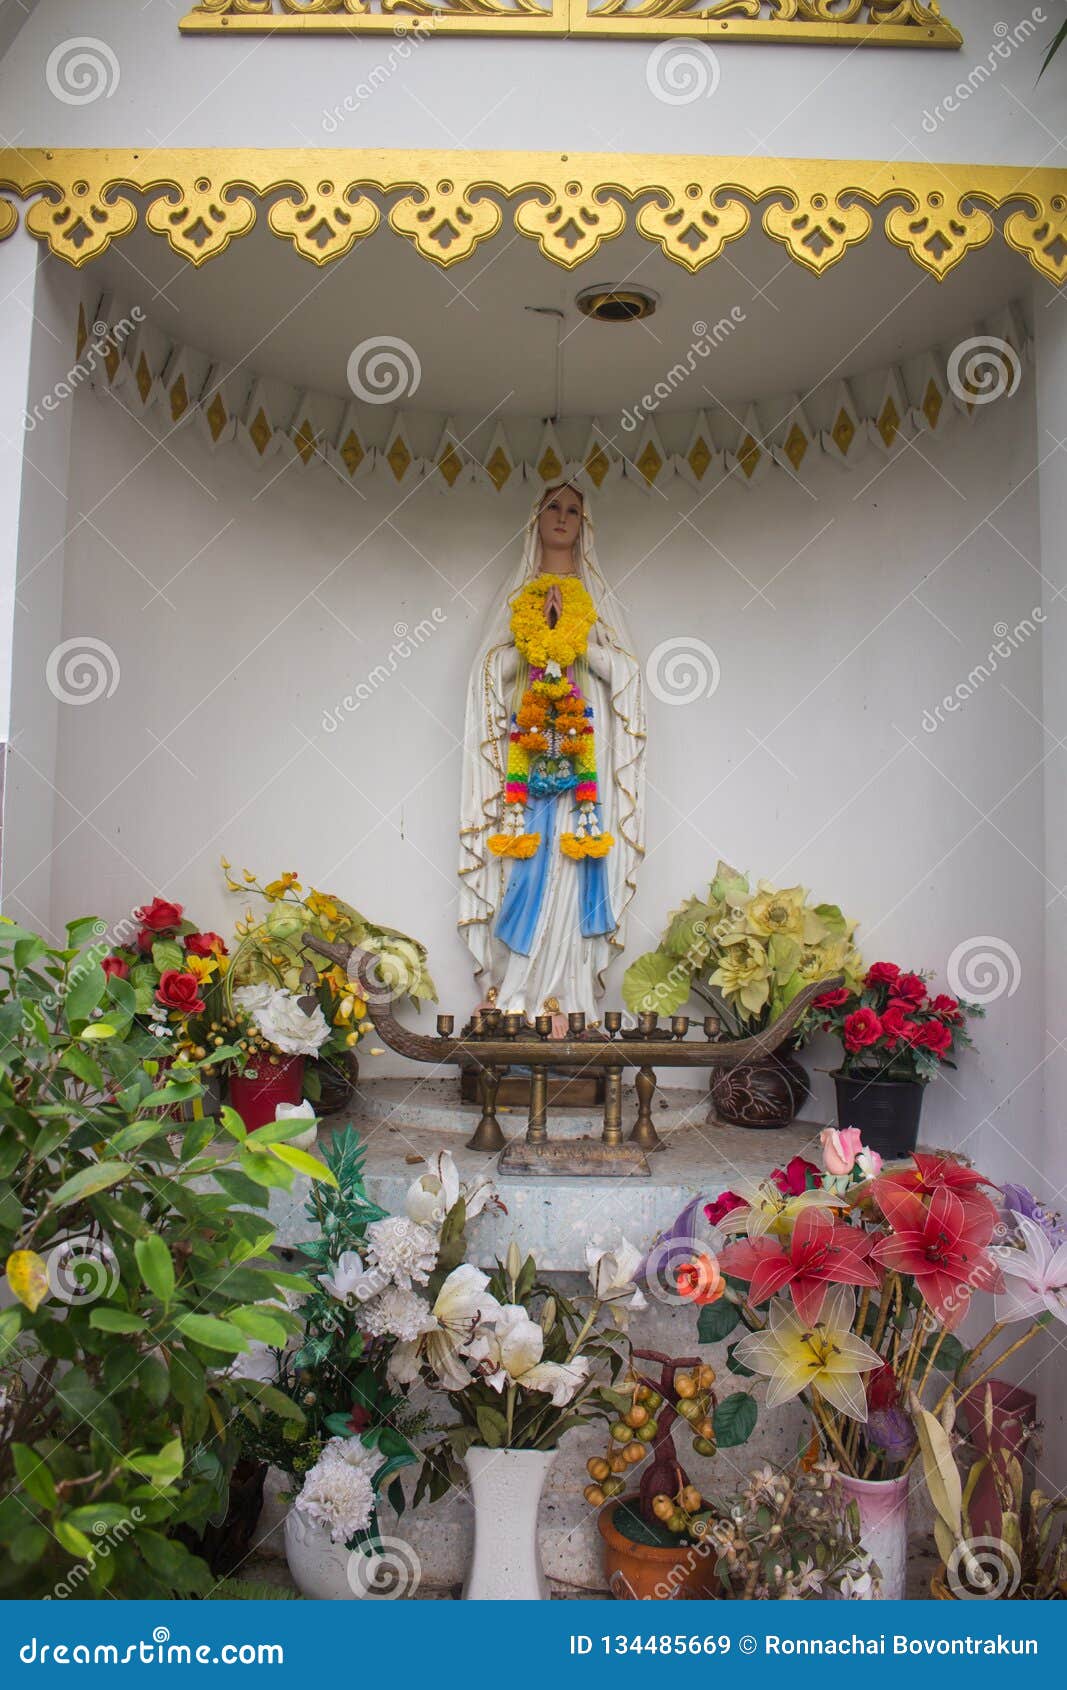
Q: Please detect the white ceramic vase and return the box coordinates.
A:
[462,1446,555,1600]
[836,1472,910,1600]
[283,1507,387,1600]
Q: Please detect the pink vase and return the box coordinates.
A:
[836,1472,909,1599]
[228,1055,305,1132]
[960,1380,1037,1538]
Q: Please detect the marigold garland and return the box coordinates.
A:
[491,572,613,861]
[509,574,597,671]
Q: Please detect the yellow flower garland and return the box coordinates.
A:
[509,575,597,671]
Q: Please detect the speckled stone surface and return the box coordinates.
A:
[265,1076,828,1272]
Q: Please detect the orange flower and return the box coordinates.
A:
[676,1254,725,1306]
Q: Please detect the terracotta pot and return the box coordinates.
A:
[710,1049,810,1128]
[228,1055,305,1132]
[598,1497,719,1601]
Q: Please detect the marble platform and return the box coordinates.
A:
[266,1076,828,1271]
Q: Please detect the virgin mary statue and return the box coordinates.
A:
[458,484,646,1022]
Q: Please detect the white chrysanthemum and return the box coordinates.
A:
[296,1438,377,1544]
[357,1287,437,1343]
[233,982,274,1015]
[364,1216,438,1290]
[252,987,330,1057]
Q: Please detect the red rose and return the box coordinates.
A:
[813,986,850,1009]
[881,1003,922,1050]
[865,962,900,987]
[771,1155,820,1197]
[843,1008,883,1052]
[101,955,129,980]
[930,993,963,1023]
[866,1362,898,1413]
[894,972,927,1007]
[134,897,183,934]
[915,1020,953,1056]
[185,930,227,958]
[704,1191,745,1227]
[155,970,205,1016]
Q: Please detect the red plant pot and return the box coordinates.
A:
[228,1055,305,1133]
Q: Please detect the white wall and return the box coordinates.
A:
[0,0,1062,170]
[9,368,1043,1183]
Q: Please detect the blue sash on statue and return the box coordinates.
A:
[495,797,615,956]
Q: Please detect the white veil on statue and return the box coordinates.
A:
[457,487,646,1019]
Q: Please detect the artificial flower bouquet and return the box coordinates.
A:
[814,960,982,1084]
[676,1138,1059,1491]
[413,1234,645,1501]
[622,859,861,1032]
[239,1139,503,1552]
[101,895,230,1053]
[221,862,436,1105]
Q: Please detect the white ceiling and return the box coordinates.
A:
[86,209,1031,420]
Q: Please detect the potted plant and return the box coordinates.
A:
[914,1389,1067,1599]
[413,1236,645,1599]
[670,1140,1058,1598]
[587,1344,758,1599]
[813,961,982,1157]
[0,914,337,1598]
[622,861,861,1127]
[221,862,436,1121]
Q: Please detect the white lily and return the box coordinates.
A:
[993,1211,1067,1325]
[387,1263,502,1392]
[318,1250,389,1309]
[472,1304,591,1406]
[586,1238,647,1311]
[404,1149,501,1231]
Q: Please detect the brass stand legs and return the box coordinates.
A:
[602,1068,623,1146]
[629,1064,664,1151]
[528,1065,548,1146]
[467,1064,506,1152]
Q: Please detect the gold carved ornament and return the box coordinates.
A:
[0,151,1064,285]
[179,0,962,45]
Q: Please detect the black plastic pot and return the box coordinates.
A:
[833,1073,924,1159]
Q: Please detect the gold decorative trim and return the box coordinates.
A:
[179,0,962,46]
[0,151,1064,284]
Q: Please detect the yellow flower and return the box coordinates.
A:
[731,1287,882,1421]
[718,1179,841,1241]
[508,575,596,671]
[306,889,341,924]
[264,872,301,900]
[709,933,773,1016]
[184,954,217,985]
[335,993,367,1025]
[220,855,231,870]
[745,881,807,940]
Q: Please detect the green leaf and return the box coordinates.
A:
[0,1305,23,1356]
[79,1023,117,1041]
[107,1119,167,1155]
[123,1436,184,1485]
[65,960,107,1027]
[10,1522,51,1564]
[135,1235,175,1305]
[725,1341,756,1378]
[151,940,185,974]
[236,1380,305,1425]
[227,1306,288,1345]
[60,1047,105,1089]
[220,1104,249,1143]
[14,935,47,970]
[89,1308,148,1334]
[54,1519,95,1560]
[66,1502,138,1534]
[474,1405,508,1449]
[50,1161,133,1210]
[697,1299,741,1343]
[266,1143,338,1186]
[13,1443,58,1510]
[712,1391,758,1448]
[66,917,107,950]
[173,1313,249,1354]
[621,950,692,1016]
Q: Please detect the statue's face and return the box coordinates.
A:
[538,486,583,562]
